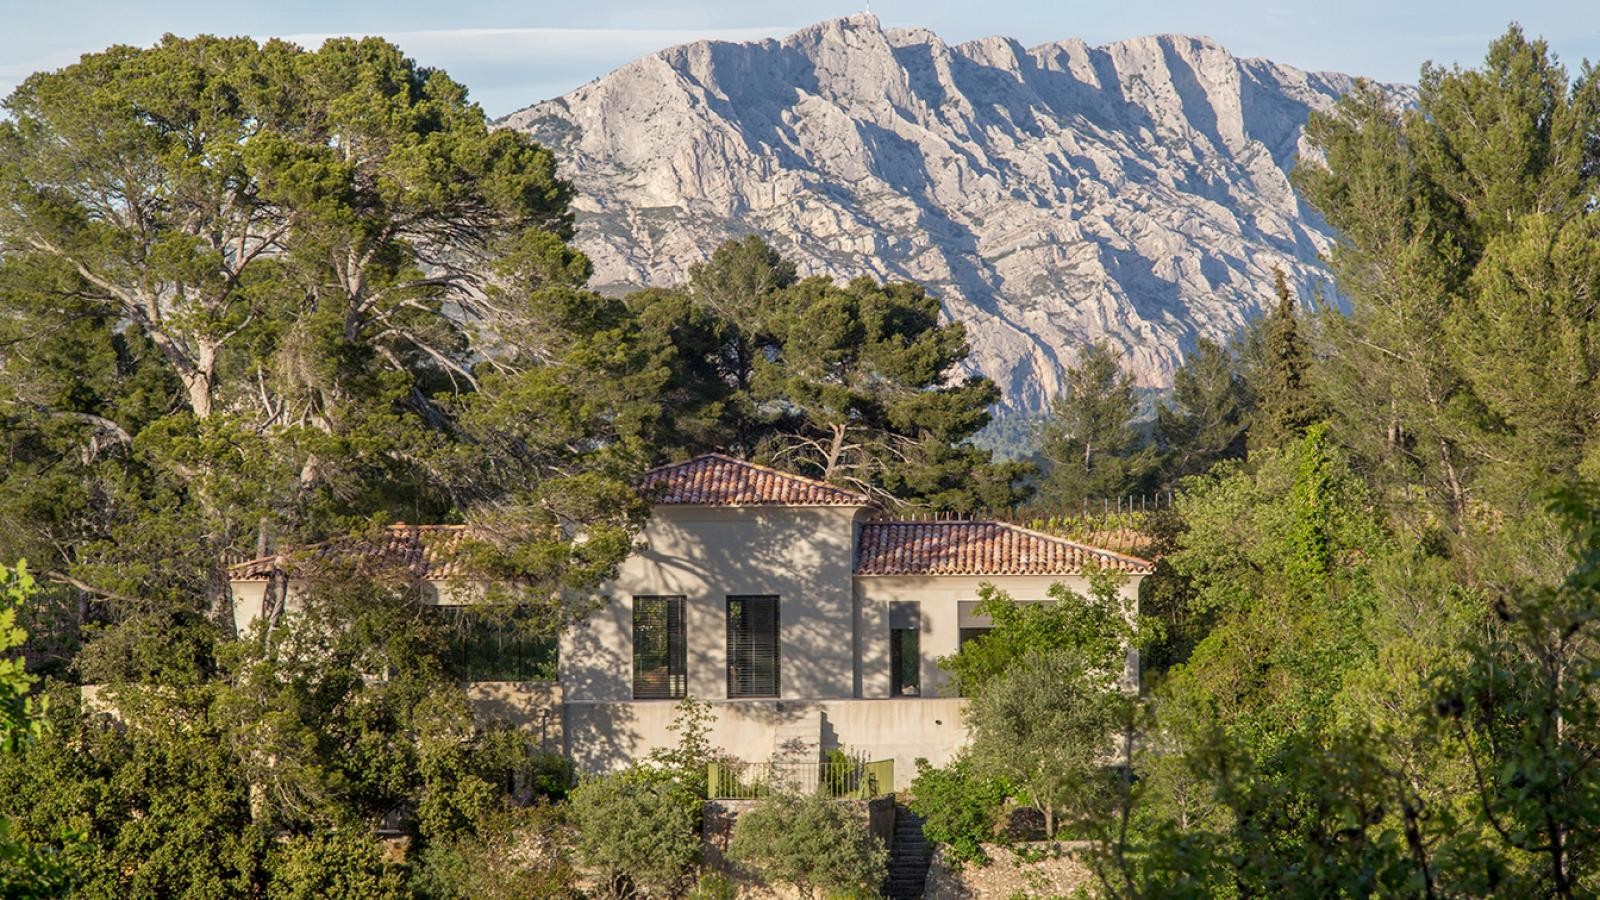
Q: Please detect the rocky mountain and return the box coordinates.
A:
[501,15,1407,411]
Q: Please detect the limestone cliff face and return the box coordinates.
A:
[502,15,1408,410]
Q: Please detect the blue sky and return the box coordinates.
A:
[2,1,1595,116]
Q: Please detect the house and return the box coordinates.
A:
[228,453,1152,788]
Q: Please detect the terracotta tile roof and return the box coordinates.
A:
[228,524,473,583]
[854,521,1155,576]
[640,453,871,507]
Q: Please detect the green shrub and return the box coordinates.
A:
[413,696,576,843]
[686,870,737,900]
[567,765,702,898]
[410,803,576,899]
[908,756,1009,866]
[820,747,871,798]
[266,831,406,899]
[645,697,716,795]
[727,792,886,897]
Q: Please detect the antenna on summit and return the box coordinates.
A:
[863,0,871,13]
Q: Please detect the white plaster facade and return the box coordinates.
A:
[558,502,1145,787]
[229,457,1149,790]
[561,504,868,704]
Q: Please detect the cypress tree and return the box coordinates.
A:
[1252,269,1317,448]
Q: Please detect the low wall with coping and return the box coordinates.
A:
[563,697,968,789]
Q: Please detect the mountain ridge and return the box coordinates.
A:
[501,15,1411,410]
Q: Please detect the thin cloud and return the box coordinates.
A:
[2,24,801,114]
[279,24,802,111]
[280,24,798,63]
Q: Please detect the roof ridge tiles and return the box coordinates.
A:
[854,519,1153,576]
[228,522,476,582]
[640,452,873,507]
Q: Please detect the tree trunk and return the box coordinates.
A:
[1438,437,1466,520]
[260,568,287,648]
[184,375,212,418]
[823,423,848,480]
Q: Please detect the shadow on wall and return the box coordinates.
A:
[564,702,639,774]
[620,506,863,706]
[560,631,640,772]
[465,682,565,751]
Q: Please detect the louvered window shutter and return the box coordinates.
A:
[632,596,686,699]
[726,595,780,698]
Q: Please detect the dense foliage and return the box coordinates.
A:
[726,791,887,897]
[1,562,87,896]
[905,26,1600,900]
[567,765,703,899]
[2,20,1599,900]
[906,756,1010,866]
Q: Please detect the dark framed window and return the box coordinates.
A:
[727,595,780,698]
[437,605,557,682]
[890,601,920,697]
[633,596,687,699]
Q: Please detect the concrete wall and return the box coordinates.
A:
[561,505,867,703]
[854,574,1140,698]
[564,698,968,789]
[464,681,563,750]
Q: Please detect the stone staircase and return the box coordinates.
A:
[885,803,932,899]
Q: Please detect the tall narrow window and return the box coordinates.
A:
[633,596,686,699]
[890,601,920,697]
[727,595,780,698]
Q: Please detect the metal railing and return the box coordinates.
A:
[706,758,894,800]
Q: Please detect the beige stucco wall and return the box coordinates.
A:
[465,681,563,750]
[855,574,1142,699]
[227,511,1143,788]
[564,697,968,789]
[230,581,269,635]
[561,505,868,703]
[230,579,484,636]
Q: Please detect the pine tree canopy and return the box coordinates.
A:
[0,35,657,680]
[627,238,1031,513]
[1155,337,1251,484]
[1035,339,1153,510]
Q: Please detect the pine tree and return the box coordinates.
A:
[0,35,654,678]
[1155,337,1250,485]
[633,237,1031,512]
[1036,340,1152,510]
[1294,26,1600,528]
